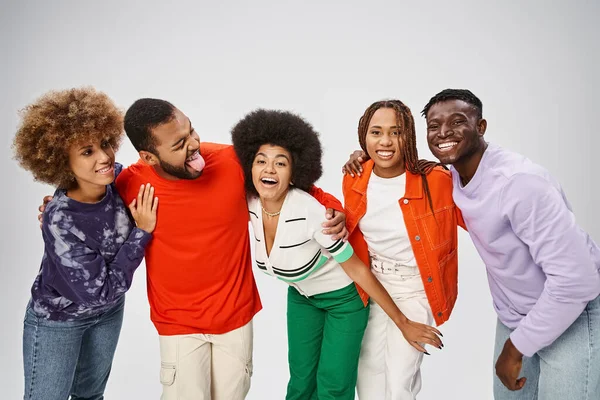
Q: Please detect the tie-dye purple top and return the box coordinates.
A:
[30,163,152,321]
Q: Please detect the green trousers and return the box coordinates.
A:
[286,283,370,400]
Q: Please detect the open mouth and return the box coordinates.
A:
[376,150,394,159]
[436,142,458,151]
[96,164,114,174]
[185,150,205,172]
[260,177,278,187]
[186,150,200,162]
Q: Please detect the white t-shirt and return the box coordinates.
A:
[358,172,417,266]
[248,188,354,296]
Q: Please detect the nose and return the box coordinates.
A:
[98,149,111,163]
[439,123,454,138]
[188,141,199,153]
[380,132,393,146]
[191,131,200,146]
[264,161,276,173]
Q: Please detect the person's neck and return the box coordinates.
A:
[260,192,287,217]
[373,162,405,179]
[453,141,488,186]
[67,182,107,204]
[152,165,180,181]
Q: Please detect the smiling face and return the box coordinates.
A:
[251,144,293,205]
[365,107,406,178]
[144,108,204,180]
[425,99,487,166]
[68,137,116,191]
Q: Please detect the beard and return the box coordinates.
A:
[159,159,202,180]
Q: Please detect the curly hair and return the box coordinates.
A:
[231,109,323,197]
[12,87,124,189]
[421,88,483,119]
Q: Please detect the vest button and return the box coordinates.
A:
[403,199,409,204]
[415,235,421,241]
[427,276,433,283]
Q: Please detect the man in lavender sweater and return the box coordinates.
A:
[422,89,600,399]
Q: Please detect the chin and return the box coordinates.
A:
[437,154,457,165]
[96,176,115,185]
[181,165,203,180]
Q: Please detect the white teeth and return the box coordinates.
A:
[97,166,112,173]
[186,150,199,161]
[261,178,277,184]
[377,151,394,157]
[438,142,458,149]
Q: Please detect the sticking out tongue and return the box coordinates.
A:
[185,153,206,172]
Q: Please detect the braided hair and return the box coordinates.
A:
[358,100,442,213]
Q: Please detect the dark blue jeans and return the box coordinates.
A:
[23,297,125,400]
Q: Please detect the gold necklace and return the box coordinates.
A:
[261,203,281,217]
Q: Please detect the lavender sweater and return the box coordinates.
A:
[30,164,151,321]
[452,142,600,357]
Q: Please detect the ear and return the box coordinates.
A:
[477,118,487,137]
[139,150,159,166]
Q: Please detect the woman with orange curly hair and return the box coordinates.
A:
[13,87,158,400]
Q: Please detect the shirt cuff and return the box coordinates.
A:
[131,227,153,248]
[509,327,538,358]
[332,242,354,264]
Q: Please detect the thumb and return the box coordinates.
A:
[128,198,137,211]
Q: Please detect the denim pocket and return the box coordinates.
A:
[160,363,176,386]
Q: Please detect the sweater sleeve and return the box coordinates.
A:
[42,218,152,307]
[308,185,343,212]
[305,196,354,263]
[501,174,600,356]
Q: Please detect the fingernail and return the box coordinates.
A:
[439,333,443,337]
[424,351,430,355]
[439,346,443,350]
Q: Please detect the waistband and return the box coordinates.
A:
[369,252,420,275]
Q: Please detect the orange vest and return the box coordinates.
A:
[343,161,464,326]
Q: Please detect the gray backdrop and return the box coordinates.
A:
[2,1,598,398]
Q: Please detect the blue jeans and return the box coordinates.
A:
[23,297,125,400]
[493,295,600,400]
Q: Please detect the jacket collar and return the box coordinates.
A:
[351,160,424,199]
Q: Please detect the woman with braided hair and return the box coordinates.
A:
[231,108,443,400]
[342,100,465,399]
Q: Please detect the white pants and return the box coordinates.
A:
[357,254,433,400]
[158,320,253,400]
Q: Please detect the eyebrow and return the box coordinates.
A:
[78,145,92,150]
[256,152,291,161]
[369,125,401,129]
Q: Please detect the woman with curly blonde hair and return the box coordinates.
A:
[14,87,158,400]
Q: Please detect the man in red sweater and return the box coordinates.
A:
[115,98,346,399]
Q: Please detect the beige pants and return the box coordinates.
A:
[159,320,253,400]
[357,254,433,400]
